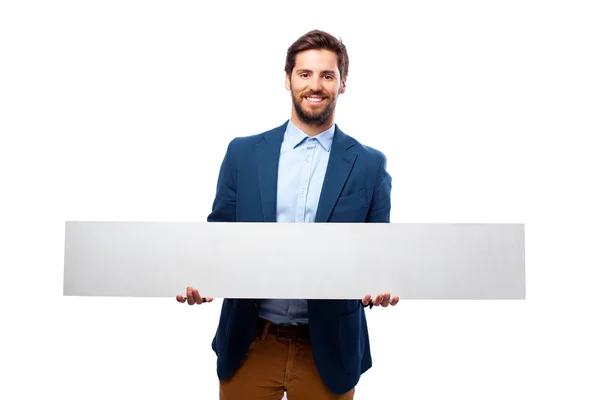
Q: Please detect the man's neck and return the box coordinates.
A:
[290,113,335,137]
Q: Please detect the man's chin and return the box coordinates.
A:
[298,114,329,126]
[300,105,329,119]
[301,110,324,120]
[293,99,334,126]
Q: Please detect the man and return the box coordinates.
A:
[176,30,399,399]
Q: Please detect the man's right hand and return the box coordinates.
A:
[176,286,214,305]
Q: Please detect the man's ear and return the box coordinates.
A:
[339,78,347,94]
[285,74,291,91]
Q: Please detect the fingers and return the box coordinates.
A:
[372,294,384,306]
[192,288,203,304]
[381,293,391,307]
[186,286,195,305]
[370,293,399,307]
[362,294,372,306]
[178,287,212,305]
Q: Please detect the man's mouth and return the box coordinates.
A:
[304,96,326,103]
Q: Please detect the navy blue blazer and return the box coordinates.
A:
[208,121,392,395]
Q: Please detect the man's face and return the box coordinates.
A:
[286,49,346,126]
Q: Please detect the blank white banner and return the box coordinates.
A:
[63,222,525,299]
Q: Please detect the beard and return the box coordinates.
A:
[291,89,337,126]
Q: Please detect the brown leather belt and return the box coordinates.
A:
[256,318,310,342]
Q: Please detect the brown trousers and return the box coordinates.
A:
[219,332,355,400]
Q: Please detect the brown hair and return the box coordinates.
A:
[285,30,349,80]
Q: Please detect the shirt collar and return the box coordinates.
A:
[284,120,335,152]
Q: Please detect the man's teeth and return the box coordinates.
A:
[306,97,324,103]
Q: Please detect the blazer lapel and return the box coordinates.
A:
[315,126,357,222]
[255,122,287,222]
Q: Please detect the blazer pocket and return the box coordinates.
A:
[337,189,368,208]
[330,189,369,222]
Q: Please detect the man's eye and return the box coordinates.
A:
[324,75,333,80]
[300,73,309,78]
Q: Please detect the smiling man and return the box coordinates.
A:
[177,30,398,399]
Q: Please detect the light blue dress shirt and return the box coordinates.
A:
[258,120,335,326]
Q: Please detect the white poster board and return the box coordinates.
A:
[63,222,525,299]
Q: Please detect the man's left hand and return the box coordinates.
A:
[362,293,399,307]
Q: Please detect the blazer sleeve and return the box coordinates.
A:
[207,141,237,223]
[362,153,392,309]
[366,154,392,223]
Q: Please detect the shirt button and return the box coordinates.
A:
[300,189,306,194]
[289,314,294,319]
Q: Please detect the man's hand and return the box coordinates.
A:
[362,293,399,308]
[176,286,214,305]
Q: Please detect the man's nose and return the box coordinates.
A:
[308,76,323,92]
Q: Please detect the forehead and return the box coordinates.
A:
[293,49,340,74]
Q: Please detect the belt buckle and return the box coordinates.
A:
[276,325,292,340]
[276,324,303,341]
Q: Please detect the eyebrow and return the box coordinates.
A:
[296,69,337,75]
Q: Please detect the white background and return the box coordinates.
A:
[1,1,599,399]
